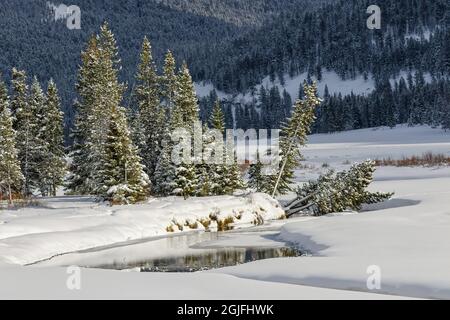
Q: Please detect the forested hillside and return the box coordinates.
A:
[0,0,448,138]
[200,0,450,93]
[0,0,318,137]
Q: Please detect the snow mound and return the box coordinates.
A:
[0,193,284,266]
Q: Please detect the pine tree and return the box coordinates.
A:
[37,80,66,196]
[66,36,101,194]
[248,159,266,192]
[101,106,150,204]
[170,63,200,198]
[220,151,245,195]
[260,82,321,196]
[197,123,217,196]
[213,103,245,194]
[175,63,200,128]
[135,37,164,181]
[161,50,177,111]
[0,77,24,204]
[153,135,177,196]
[210,100,225,133]
[29,77,49,195]
[12,71,41,195]
[67,23,127,196]
[292,160,393,216]
[174,163,198,200]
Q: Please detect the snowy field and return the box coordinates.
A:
[1,125,450,299]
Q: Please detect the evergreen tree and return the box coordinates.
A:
[161,50,177,111]
[269,82,321,195]
[67,23,127,196]
[0,77,24,204]
[175,63,200,127]
[220,150,245,195]
[292,161,393,216]
[174,163,198,200]
[248,159,266,192]
[171,63,200,198]
[28,77,48,195]
[153,135,177,196]
[37,80,66,196]
[13,71,41,195]
[210,100,225,133]
[66,36,101,194]
[135,37,164,181]
[101,106,150,204]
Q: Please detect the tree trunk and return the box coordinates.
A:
[8,183,13,206]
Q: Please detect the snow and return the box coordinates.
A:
[218,171,450,299]
[299,124,450,181]
[210,125,450,299]
[0,193,284,266]
[0,266,409,299]
[1,125,450,299]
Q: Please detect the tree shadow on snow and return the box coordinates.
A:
[361,198,421,212]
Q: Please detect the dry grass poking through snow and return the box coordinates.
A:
[375,152,450,167]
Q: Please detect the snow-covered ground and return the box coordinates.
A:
[0,193,284,266]
[0,125,449,299]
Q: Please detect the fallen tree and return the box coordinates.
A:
[286,160,393,217]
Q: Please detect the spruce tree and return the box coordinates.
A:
[101,106,150,204]
[37,80,66,196]
[153,136,177,196]
[210,100,225,133]
[174,163,198,200]
[12,71,41,195]
[292,161,393,216]
[249,82,321,196]
[66,36,101,194]
[0,77,24,204]
[67,23,127,196]
[175,63,200,127]
[161,50,177,111]
[29,77,48,195]
[135,37,164,181]
[171,63,200,198]
[211,102,245,195]
[248,159,266,192]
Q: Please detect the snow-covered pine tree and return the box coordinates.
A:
[10,68,28,122]
[211,101,245,195]
[66,36,101,194]
[36,80,66,196]
[249,82,320,195]
[67,23,127,196]
[153,135,177,197]
[175,62,200,127]
[161,50,177,112]
[170,63,200,198]
[0,77,24,204]
[135,37,164,182]
[292,160,393,216]
[12,71,41,196]
[271,82,321,195]
[210,100,225,133]
[174,163,198,200]
[247,159,266,191]
[29,77,49,195]
[197,123,217,196]
[220,150,246,195]
[100,105,150,204]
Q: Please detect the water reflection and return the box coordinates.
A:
[112,246,300,272]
